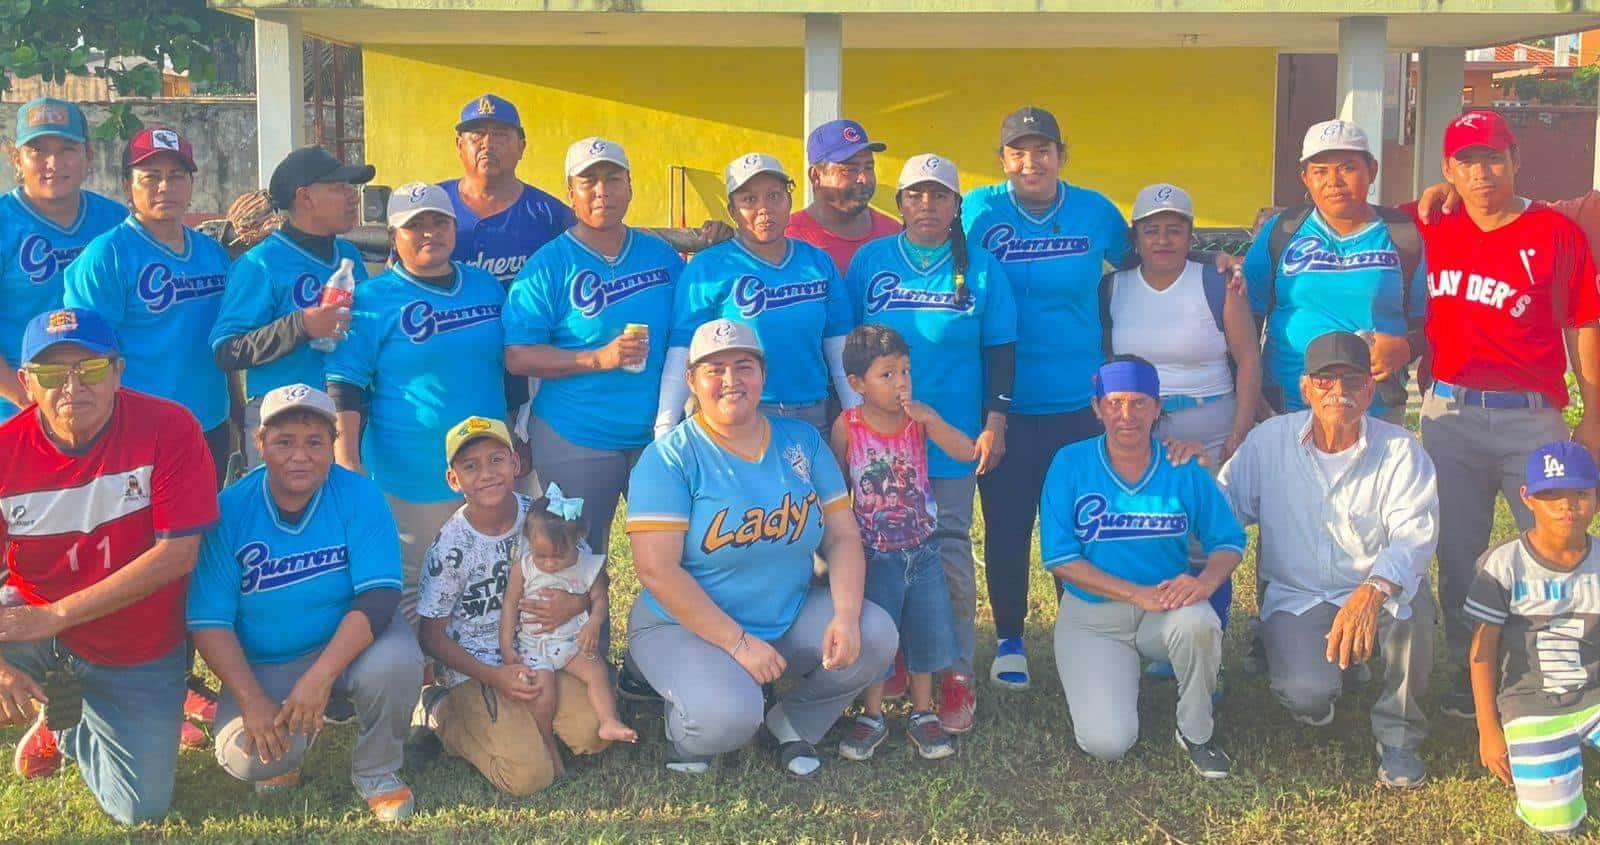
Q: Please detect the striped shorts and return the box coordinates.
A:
[1505,700,1600,834]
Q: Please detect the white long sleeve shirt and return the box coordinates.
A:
[1217,411,1439,621]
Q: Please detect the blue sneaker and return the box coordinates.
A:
[990,637,1030,690]
[1144,660,1177,680]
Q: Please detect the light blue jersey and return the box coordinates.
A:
[324,262,506,504]
[626,415,849,640]
[1039,436,1246,604]
[846,234,1018,478]
[187,465,403,665]
[504,228,684,451]
[670,238,854,405]
[210,232,369,400]
[1242,211,1426,414]
[63,218,231,429]
[962,181,1129,414]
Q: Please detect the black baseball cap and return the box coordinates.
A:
[1000,106,1063,148]
[268,146,376,211]
[1302,331,1371,375]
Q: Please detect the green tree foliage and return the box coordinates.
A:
[1507,63,1600,107]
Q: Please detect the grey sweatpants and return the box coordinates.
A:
[627,586,897,756]
[386,494,463,626]
[930,474,978,677]
[213,620,424,782]
[528,414,642,556]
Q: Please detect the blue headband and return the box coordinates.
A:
[1092,360,1161,400]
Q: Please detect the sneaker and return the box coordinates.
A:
[254,768,301,794]
[1440,673,1475,719]
[184,678,218,723]
[180,720,210,750]
[324,694,356,726]
[665,745,712,774]
[1290,701,1335,728]
[1144,660,1177,681]
[352,772,415,822]
[12,712,62,779]
[938,672,977,734]
[1376,742,1427,789]
[907,711,955,760]
[838,714,889,761]
[1243,629,1267,676]
[617,654,663,704]
[882,650,909,700]
[777,739,823,778]
[990,637,1030,690]
[1176,730,1231,780]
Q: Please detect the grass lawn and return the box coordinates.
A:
[0,493,1588,843]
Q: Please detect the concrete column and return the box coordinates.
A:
[1336,16,1388,200]
[803,13,842,204]
[255,12,305,188]
[1594,71,1600,190]
[1413,47,1464,198]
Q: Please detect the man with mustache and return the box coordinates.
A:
[787,119,900,273]
[1219,331,1439,789]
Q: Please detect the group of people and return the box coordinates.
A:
[3,87,1600,835]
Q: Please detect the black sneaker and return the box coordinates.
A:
[1176,730,1232,780]
[617,653,662,703]
[1440,673,1475,719]
[1243,629,1267,676]
[323,694,356,726]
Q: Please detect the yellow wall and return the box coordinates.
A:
[364,46,1277,227]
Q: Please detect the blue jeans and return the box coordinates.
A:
[1,638,186,824]
[864,540,959,675]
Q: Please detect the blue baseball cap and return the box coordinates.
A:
[806,119,885,165]
[1526,441,1600,495]
[455,94,521,132]
[15,98,88,146]
[20,309,119,365]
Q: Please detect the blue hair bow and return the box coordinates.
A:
[545,482,584,521]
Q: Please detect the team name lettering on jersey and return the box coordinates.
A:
[19,235,84,284]
[733,274,829,316]
[701,491,818,554]
[1072,493,1189,542]
[136,264,227,313]
[570,267,672,318]
[864,271,970,315]
[238,541,349,594]
[979,224,1090,263]
[1427,269,1531,316]
[292,272,324,308]
[1281,235,1399,276]
[464,252,527,281]
[400,301,501,343]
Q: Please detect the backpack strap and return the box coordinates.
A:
[1200,262,1229,335]
[1374,204,1423,322]
[1098,269,1117,358]
[1264,205,1314,318]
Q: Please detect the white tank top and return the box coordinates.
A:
[1108,261,1233,398]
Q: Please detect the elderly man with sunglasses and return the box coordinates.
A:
[0,308,219,824]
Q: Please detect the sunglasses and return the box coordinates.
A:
[1308,372,1371,391]
[24,356,116,389]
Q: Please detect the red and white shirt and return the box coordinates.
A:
[0,390,219,665]
[1414,202,1600,407]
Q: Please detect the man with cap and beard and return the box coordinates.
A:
[788,119,901,273]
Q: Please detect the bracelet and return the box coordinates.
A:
[1362,576,1396,599]
[730,631,749,657]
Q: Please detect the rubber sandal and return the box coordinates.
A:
[777,739,822,778]
[990,638,1030,690]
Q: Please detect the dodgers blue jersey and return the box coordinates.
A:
[504,228,684,451]
[0,188,125,419]
[846,234,1019,478]
[962,181,1129,414]
[209,232,370,400]
[324,263,506,503]
[670,238,854,405]
[440,179,575,286]
[63,219,231,429]
[1243,211,1427,414]
[1039,436,1246,604]
[626,415,850,640]
[187,464,403,665]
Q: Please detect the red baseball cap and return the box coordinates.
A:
[124,126,196,172]
[1443,110,1516,160]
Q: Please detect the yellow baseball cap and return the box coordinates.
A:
[444,416,514,464]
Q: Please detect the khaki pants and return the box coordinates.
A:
[434,672,610,795]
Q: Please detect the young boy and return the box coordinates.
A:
[832,324,975,761]
[1467,440,1600,835]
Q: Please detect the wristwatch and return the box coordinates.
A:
[1362,576,1396,599]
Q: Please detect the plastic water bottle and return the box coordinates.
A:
[310,258,357,353]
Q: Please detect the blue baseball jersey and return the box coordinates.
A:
[187,465,403,665]
[440,179,575,286]
[1243,211,1427,414]
[626,415,850,640]
[324,262,506,503]
[210,232,370,400]
[1039,436,1246,604]
[846,234,1019,478]
[670,238,854,405]
[504,228,684,451]
[63,219,231,429]
[0,188,125,419]
[962,181,1129,414]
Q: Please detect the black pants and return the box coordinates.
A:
[976,408,1103,641]
[203,421,233,491]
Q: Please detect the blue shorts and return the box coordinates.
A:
[864,539,958,676]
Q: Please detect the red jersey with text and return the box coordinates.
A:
[1415,203,1600,406]
[842,407,937,552]
[0,390,219,665]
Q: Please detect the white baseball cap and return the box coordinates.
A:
[259,383,337,428]
[565,136,630,179]
[1300,119,1373,163]
[1131,183,1195,223]
[724,152,790,196]
[387,182,456,228]
[897,154,960,194]
[688,318,765,367]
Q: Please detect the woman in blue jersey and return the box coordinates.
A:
[1038,356,1245,779]
[844,153,1016,733]
[656,153,856,436]
[962,106,1130,691]
[325,183,507,623]
[64,126,233,486]
[0,98,125,420]
[626,319,896,778]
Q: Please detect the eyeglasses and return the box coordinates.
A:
[1308,372,1371,391]
[24,356,116,389]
